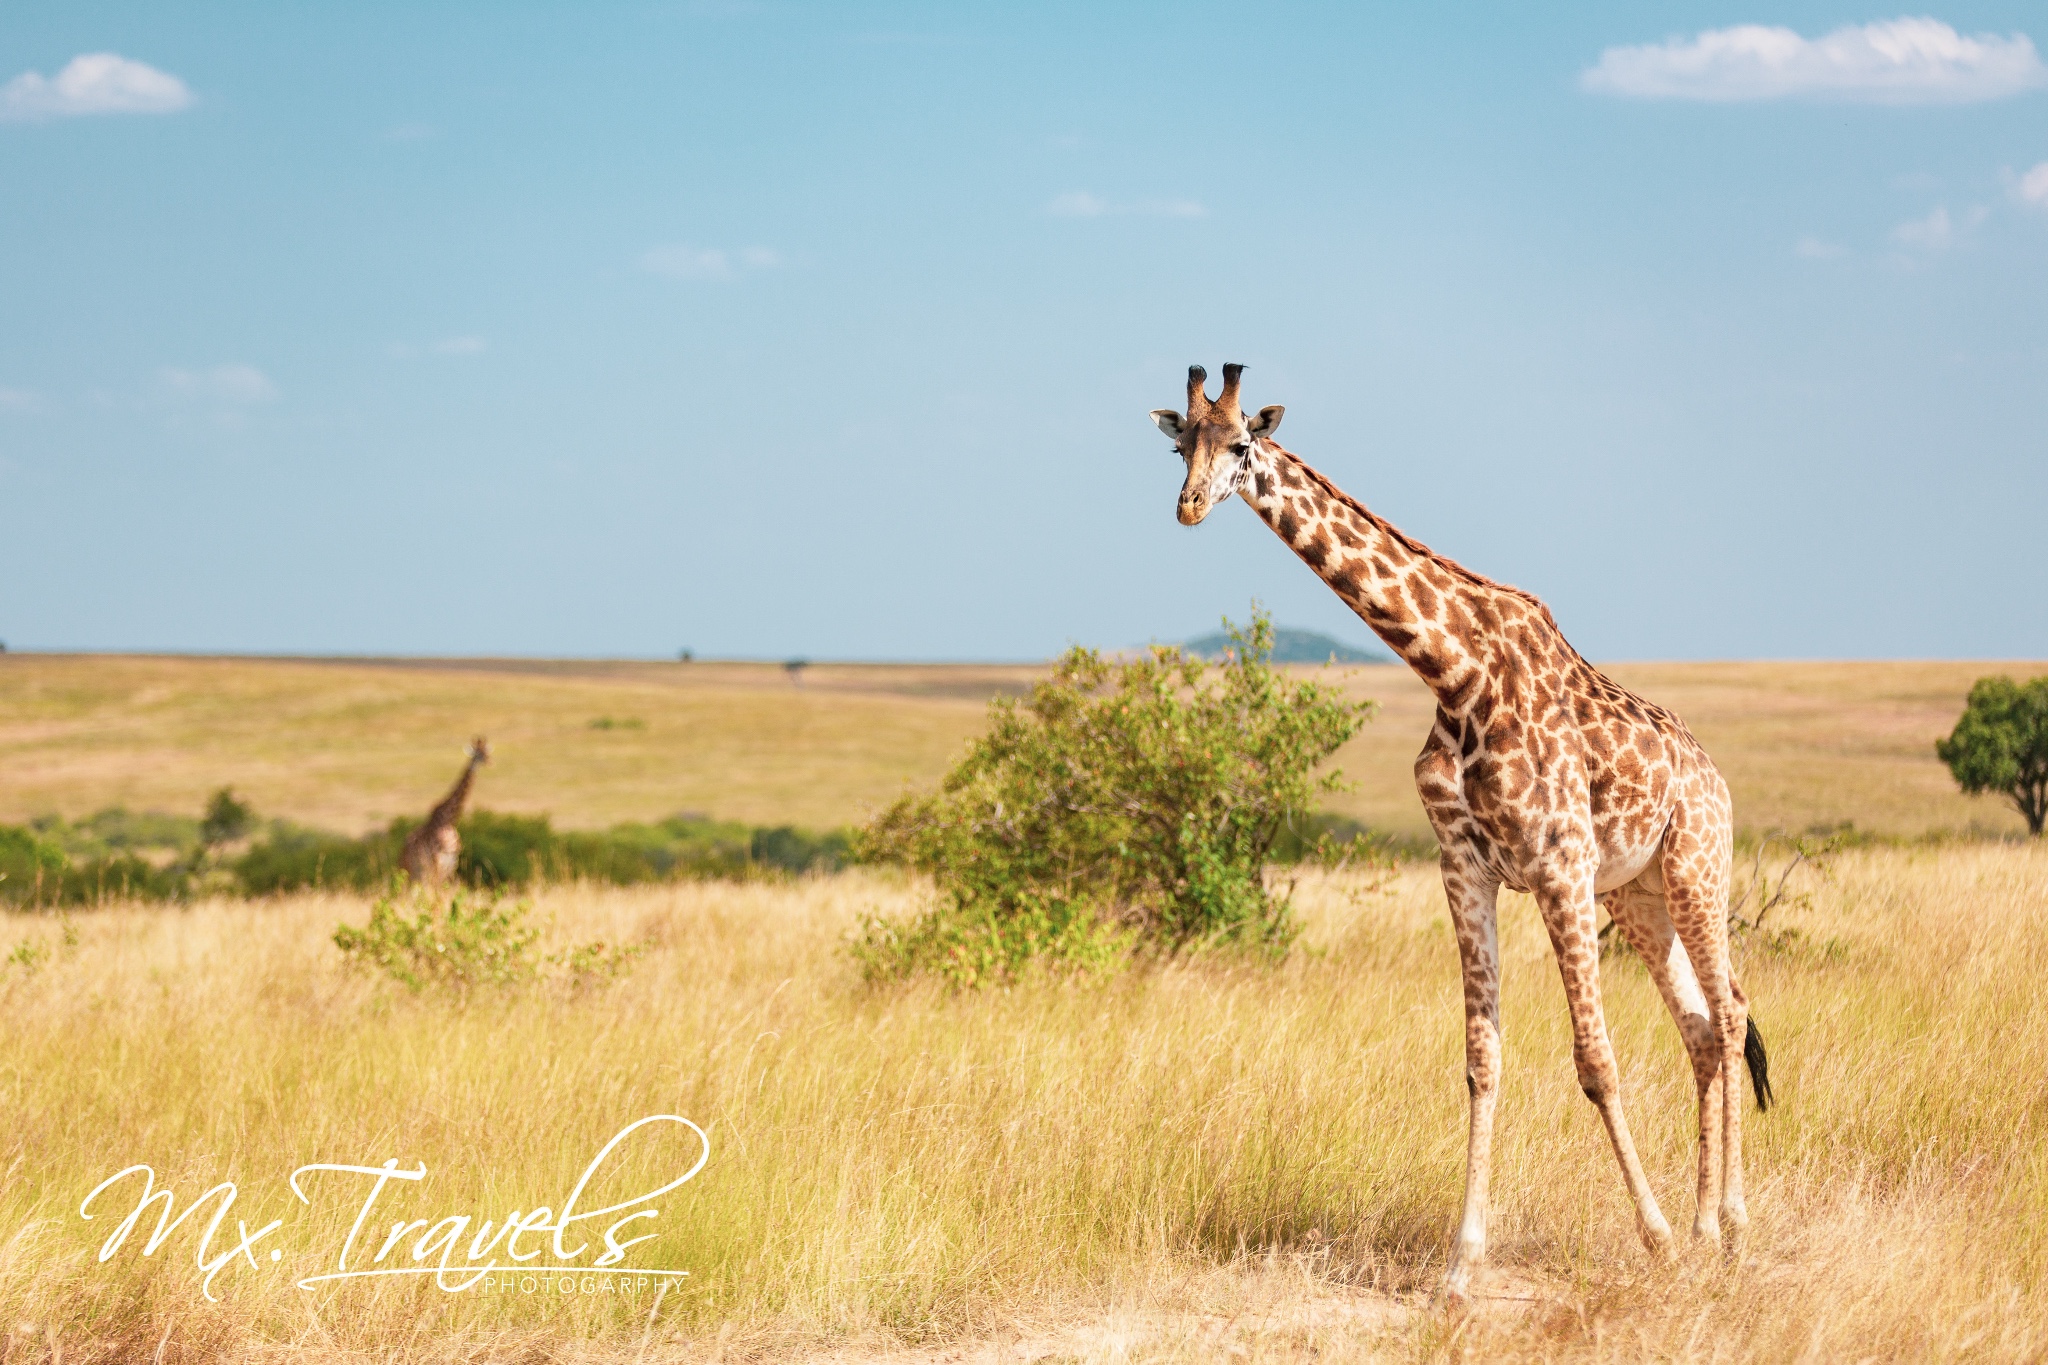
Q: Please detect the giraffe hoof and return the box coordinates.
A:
[1639,1219,1676,1262]
[1438,1271,1475,1314]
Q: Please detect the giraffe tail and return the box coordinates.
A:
[1744,1017,1774,1112]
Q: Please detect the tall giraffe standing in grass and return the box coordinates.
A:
[1150,364,1771,1306]
[400,738,490,889]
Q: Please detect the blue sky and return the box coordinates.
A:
[1,3,2043,661]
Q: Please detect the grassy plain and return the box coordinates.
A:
[2,653,2041,842]
[4,845,2046,1362]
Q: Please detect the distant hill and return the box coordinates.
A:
[1180,628,1390,665]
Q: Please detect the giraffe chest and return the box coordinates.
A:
[1423,708,1679,889]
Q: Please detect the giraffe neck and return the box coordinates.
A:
[426,757,482,830]
[1238,440,1524,714]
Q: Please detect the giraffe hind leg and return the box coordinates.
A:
[1659,817,1751,1250]
[1603,881,1725,1243]
[1536,870,1673,1262]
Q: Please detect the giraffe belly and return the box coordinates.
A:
[1593,843,1663,896]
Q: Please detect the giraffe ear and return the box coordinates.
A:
[1247,405,1284,439]
[1148,409,1184,441]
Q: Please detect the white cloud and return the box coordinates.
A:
[1046,191,1205,219]
[1891,204,1989,251]
[0,387,37,411]
[2014,160,2048,207]
[639,243,782,281]
[1796,235,1847,259]
[1582,19,2047,104]
[434,335,485,355]
[156,364,278,404]
[0,53,193,121]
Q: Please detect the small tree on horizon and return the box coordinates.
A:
[199,787,256,851]
[1936,676,2048,837]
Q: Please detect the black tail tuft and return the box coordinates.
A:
[1744,1017,1774,1112]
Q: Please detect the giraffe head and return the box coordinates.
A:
[1149,363,1284,526]
[468,736,491,765]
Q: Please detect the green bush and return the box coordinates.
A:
[0,826,71,906]
[456,810,559,886]
[234,822,401,895]
[32,808,202,861]
[333,888,641,992]
[9,787,851,904]
[852,610,1375,986]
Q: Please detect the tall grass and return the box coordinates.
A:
[3,843,2045,1361]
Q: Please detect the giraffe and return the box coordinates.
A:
[1150,364,1771,1306]
[400,737,490,889]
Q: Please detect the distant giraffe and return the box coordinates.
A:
[400,738,490,889]
[1150,364,1771,1306]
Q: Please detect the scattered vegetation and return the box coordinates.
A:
[332,888,641,992]
[853,611,1376,986]
[1937,674,2048,836]
[1,797,848,908]
[7,847,2048,1361]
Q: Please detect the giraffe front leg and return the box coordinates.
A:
[1439,860,1502,1309]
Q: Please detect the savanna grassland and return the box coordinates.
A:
[4,653,2048,1362]
[4,849,2047,1362]
[0,653,2038,841]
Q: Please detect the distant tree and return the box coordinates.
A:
[1936,676,2048,837]
[199,787,256,851]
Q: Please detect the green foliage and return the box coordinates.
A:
[332,889,641,992]
[456,810,559,886]
[853,609,1375,986]
[31,808,202,861]
[234,822,402,895]
[0,824,187,907]
[198,787,256,849]
[233,810,846,897]
[1936,676,2048,837]
[0,826,68,905]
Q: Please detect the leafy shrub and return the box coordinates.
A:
[750,824,849,873]
[0,826,67,905]
[456,811,559,887]
[852,610,1375,986]
[0,825,187,907]
[234,822,401,895]
[332,889,641,992]
[32,808,201,861]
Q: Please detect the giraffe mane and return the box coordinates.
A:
[1267,441,1579,650]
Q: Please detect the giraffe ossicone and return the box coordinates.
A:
[1152,362,1770,1306]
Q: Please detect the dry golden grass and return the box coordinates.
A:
[5,843,2045,1361]
[3,654,2042,842]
